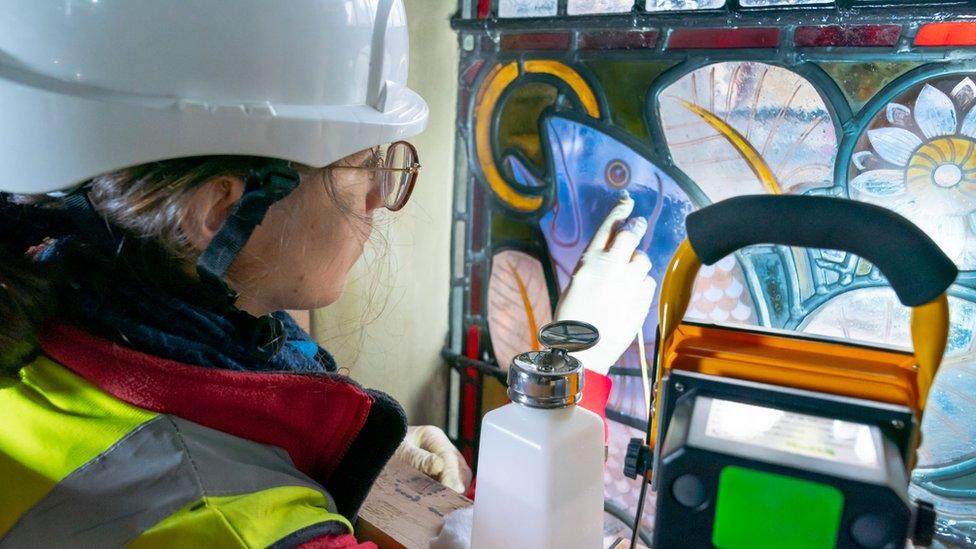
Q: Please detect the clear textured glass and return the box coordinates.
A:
[567,0,634,14]
[454,138,469,215]
[659,61,838,202]
[448,368,461,438]
[740,0,830,6]
[498,0,557,17]
[450,286,463,353]
[799,286,976,355]
[644,0,724,10]
[453,221,466,282]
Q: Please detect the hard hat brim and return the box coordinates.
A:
[0,76,429,194]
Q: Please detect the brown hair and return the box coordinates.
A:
[0,242,55,371]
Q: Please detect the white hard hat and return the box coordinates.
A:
[0,0,429,194]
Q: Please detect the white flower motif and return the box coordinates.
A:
[851,79,976,269]
[914,84,957,139]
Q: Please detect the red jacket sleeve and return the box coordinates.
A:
[298,534,376,548]
[578,368,612,443]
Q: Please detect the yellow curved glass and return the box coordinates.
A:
[474,60,601,213]
[675,99,782,195]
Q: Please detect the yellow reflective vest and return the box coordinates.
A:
[0,324,405,547]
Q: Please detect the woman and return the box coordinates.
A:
[0,2,654,547]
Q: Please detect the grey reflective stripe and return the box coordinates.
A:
[1,415,341,547]
[169,416,332,507]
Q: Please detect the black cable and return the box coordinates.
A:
[605,499,653,548]
[629,478,651,549]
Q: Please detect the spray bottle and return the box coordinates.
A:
[471,320,605,548]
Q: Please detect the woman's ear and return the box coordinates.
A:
[180,176,245,252]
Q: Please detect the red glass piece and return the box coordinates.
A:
[500,32,571,51]
[462,381,477,439]
[668,28,780,49]
[465,323,480,361]
[460,87,470,118]
[470,185,485,251]
[477,0,490,19]
[579,30,659,50]
[794,25,901,47]
[915,22,976,46]
[462,325,481,440]
[462,59,486,84]
[469,265,483,316]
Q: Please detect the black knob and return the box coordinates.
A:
[672,474,707,509]
[624,438,651,479]
[912,500,936,547]
[850,514,891,548]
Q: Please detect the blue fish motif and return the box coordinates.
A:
[506,114,696,345]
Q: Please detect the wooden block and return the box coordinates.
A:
[358,457,472,549]
[358,458,651,549]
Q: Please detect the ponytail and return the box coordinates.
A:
[0,198,58,370]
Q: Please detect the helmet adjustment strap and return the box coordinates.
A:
[196,163,301,309]
[62,189,119,253]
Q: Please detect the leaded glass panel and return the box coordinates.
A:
[449,7,976,543]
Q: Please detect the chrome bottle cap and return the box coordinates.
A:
[508,321,600,409]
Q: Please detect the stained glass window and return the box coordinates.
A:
[449,3,976,543]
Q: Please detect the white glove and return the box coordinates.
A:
[429,506,473,549]
[394,425,472,493]
[555,192,657,375]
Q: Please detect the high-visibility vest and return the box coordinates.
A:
[0,354,355,547]
[0,322,407,548]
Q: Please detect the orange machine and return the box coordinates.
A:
[651,195,956,456]
[631,195,959,549]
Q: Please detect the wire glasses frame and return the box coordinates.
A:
[330,140,421,212]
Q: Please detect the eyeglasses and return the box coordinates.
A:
[329,140,421,212]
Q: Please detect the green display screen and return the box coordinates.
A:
[712,466,844,549]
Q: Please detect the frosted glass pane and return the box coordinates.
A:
[486,250,552,371]
[567,0,634,14]
[448,368,460,438]
[799,286,976,355]
[659,61,838,202]
[450,286,463,353]
[740,0,831,6]
[453,220,466,279]
[498,0,557,17]
[645,0,723,10]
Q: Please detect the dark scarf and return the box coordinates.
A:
[33,235,336,374]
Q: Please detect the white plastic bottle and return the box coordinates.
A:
[471,321,605,549]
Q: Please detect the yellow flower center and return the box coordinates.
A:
[906,136,976,190]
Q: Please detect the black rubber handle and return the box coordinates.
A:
[685,195,958,307]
